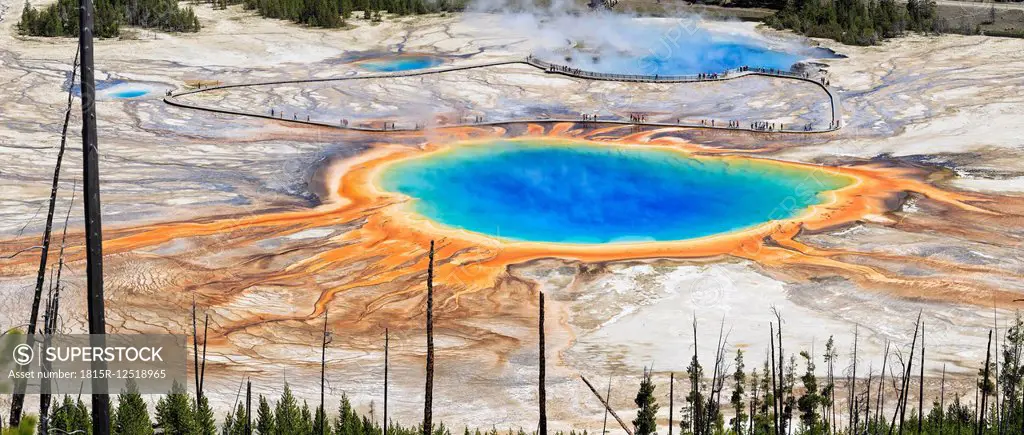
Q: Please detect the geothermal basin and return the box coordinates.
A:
[377,139,853,244]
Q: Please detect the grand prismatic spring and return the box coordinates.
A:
[1,0,1024,430]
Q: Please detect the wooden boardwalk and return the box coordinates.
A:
[163,57,841,134]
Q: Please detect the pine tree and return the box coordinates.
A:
[50,396,92,434]
[361,415,380,435]
[730,350,747,435]
[256,395,275,435]
[781,356,796,435]
[156,380,198,435]
[113,379,154,435]
[274,383,303,435]
[633,367,660,435]
[334,394,362,435]
[752,358,774,435]
[682,352,705,435]
[797,351,823,434]
[822,337,837,434]
[313,404,329,435]
[299,401,314,434]
[221,402,247,435]
[197,395,218,435]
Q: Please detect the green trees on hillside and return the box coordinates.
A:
[240,0,463,28]
[17,0,200,38]
[765,0,937,45]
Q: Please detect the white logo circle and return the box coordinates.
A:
[13,344,34,365]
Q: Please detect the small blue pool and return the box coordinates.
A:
[357,55,444,72]
[110,89,149,99]
[70,80,155,99]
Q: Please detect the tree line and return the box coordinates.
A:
[2,309,1021,435]
[628,311,1024,435]
[231,0,467,29]
[17,0,200,37]
[763,0,939,45]
[1,378,596,435]
[16,0,464,39]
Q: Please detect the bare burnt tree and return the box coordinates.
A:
[79,0,111,425]
[979,329,993,435]
[876,341,889,435]
[582,375,633,435]
[39,181,77,435]
[246,379,252,435]
[850,325,859,433]
[940,364,946,435]
[918,321,925,435]
[770,324,780,435]
[669,372,674,435]
[772,308,785,435]
[888,311,921,435]
[10,47,80,428]
[385,328,389,435]
[539,291,547,435]
[193,295,202,402]
[423,240,435,435]
[991,308,1001,434]
[603,378,612,435]
[201,312,209,395]
[321,308,330,435]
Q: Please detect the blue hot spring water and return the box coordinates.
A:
[110,89,149,98]
[540,26,835,76]
[357,55,444,72]
[378,140,852,244]
[70,80,151,99]
[632,41,805,76]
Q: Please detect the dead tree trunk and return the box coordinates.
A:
[991,307,1001,435]
[889,311,921,435]
[865,368,872,435]
[384,328,389,435]
[940,364,946,435]
[876,341,889,435]
[899,314,922,435]
[193,295,201,403]
[770,324,780,435]
[978,330,993,435]
[850,325,859,433]
[771,308,785,435]
[539,291,547,435]
[603,378,612,435]
[246,379,252,435]
[423,240,435,435]
[39,182,76,435]
[582,374,634,435]
[10,47,80,429]
[79,0,111,426]
[321,308,329,435]
[669,372,674,435]
[200,312,209,395]
[918,321,925,435]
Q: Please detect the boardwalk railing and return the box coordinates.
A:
[164,56,841,134]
